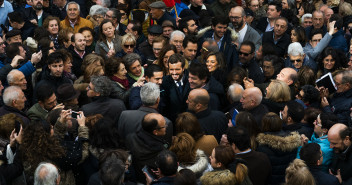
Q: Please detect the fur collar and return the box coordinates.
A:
[256,132,301,152]
[178,149,209,175]
[196,26,238,42]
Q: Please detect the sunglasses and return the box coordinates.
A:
[238,51,252,56]
[290,59,302,63]
[124,44,135,48]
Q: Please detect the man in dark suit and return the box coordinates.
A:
[161,54,190,122]
[82,76,126,122]
[229,6,261,51]
[118,82,173,143]
[262,17,290,58]
[254,1,281,34]
[22,0,49,40]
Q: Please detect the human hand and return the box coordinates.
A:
[321,97,329,107]
[329,169,342,183]
[328,21,336,35]
[136,77,145,87]
[220,134,229,146]
[59,109,71,124]
[301,134,308,145]
[11,55,24,68]
[31,50,42,64]
[53,103,64,110]
[318,86,329,98]
[9,129,16,147]
[107,49,115,58]
[76,111,86,127]
[144,172,153,185]
[243,77,254,89]
[30,19,38,25]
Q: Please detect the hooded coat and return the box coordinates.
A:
[256,131,301,185]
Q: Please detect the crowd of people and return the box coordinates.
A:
[0,0,351,184]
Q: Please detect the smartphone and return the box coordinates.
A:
[71,111,79,119]
[225,112,232,120]
[0,24,8,34]
[142,165,156,181]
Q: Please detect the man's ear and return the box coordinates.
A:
[183,28,188,34]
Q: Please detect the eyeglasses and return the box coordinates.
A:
[290,59,302,63]
[124,44,135,48]
[238,51,252,56]
[229,16,242,20]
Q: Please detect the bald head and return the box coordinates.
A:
[276,68,297,86]
[240,87,262,110]
[187,88,210,113]
[328,123,351,153]
[72,33,86,51]
[142,113,166,135]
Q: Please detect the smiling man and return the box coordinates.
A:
[60,1,93,33]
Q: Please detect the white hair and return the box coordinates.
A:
[99,0,111,8]
[66,1,80,12]
[3,86,21,106]
[227,83,244,102]
[170,30,185,41]
[140,82,160,106]
[7,69,21,85]
[301,13,312,21]
[288,42,304,56]
[34,162,59,185]
[89,5,104,16]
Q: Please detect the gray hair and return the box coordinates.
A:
[227,83,244,102]
[170,30,185,41]
[66,1,80,12]
[100,0,111,8]
[204,38,219,52]
[34,162,59,185]
[90,76,112,97]
[141,82,160,106]
[95,7,109,16]
[288,42,304,56]
[7,69,21,85]
[123,53,142,71]
[341,70,352,85]
[3,86,21,106]
[301,13,312,22]
[89,5,103,16]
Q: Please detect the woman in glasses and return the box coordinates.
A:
[116,33,144,60]
[95,19,122,59]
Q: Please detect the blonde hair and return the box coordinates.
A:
[121,33,136,45]
[266,80,291,102]
[339,2,352,17]
[285,159,316,185]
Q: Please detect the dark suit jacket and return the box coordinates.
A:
[117,106,173,144]
[82,96,126,122]
[262,31,291,57]
[22,7,49,40]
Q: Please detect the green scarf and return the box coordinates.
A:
[128,67,144,81]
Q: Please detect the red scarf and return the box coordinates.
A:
[111,76,129,90]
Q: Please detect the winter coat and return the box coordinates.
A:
[203,76,225,111]
[330,143,352,184]
[60,16,94,33]
[178,149,210,178]
[256,131,301,185]
[95,35,123,59]
[328,29,348,53]
[323,88,352,126]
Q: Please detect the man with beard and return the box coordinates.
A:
[68,33,89,77]
[262,17,290,57]
[178,18,199,36]
[328,123,352,184]
[161,54,190,122]
[229,6,261,51]
[22,0,49,40]
[60,2,93,33]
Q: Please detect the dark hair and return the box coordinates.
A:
[57,48,73,64]
[309,28,323,41]
[262,112,282,132]
[5,42,22,59]
[178,18,191,33]
[175,169,197,185]
[292,26,306,46]
[182,35,198,49]
[144,64,163,78]
[214,145,236,169]
[156,150,178,176]
[303,107,321,126]
[157,44,177,74]
[226,126,251,151]
[78,26,94,36]
[330,14,343,30]
[89,118,120,149]
[339,127,352,141]
[168,53,186,68]
[141,114,159,134]
[105,57,124,77]
[262,55,283,78]
[36,82,55,102]
[47,52,64,65]
[109,8,122,23]
[211,15,230,27]
[227,67,247,86]
[241,41,255,54]
[235,111,260,138]
[8,12,24,23]
[205,51,226,70]
[262,43,278,57]
[58,28,73,47]
[99,19,116,41]
[299,143,321,166]
[99,156,125,185]
[175,112,204,141]
[286,100,305,123]
[317,47,343,72]
[297,66,316,88]
[188,62,210,81]
[319,112,338,130]
[38,37,53,54]
[300,85,319,104]
[46,108,62,126]
[268,1,282,12]
[33,27,50,42]
[129,20,143,35]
